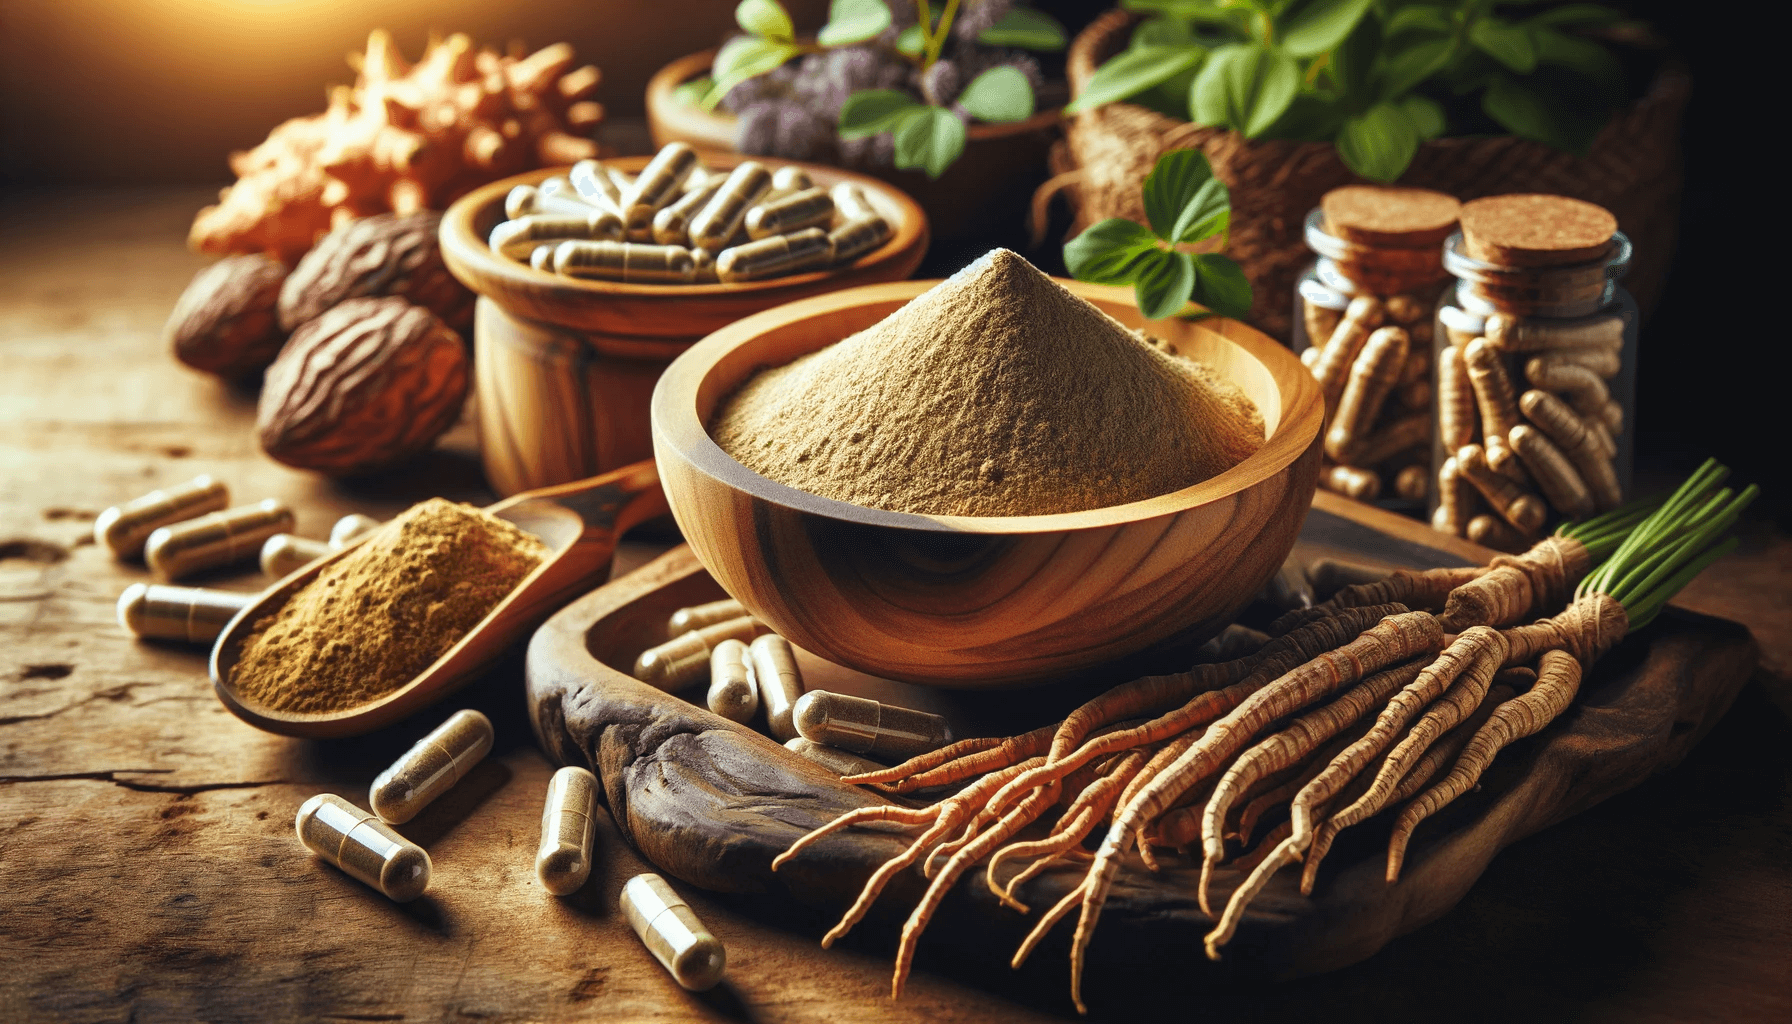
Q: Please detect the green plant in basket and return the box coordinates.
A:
[1064,149,1252,320]
[680,0,1068,178]
[1069,0,1632,182]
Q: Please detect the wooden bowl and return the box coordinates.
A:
[645,49,1064,245]
[440,155,928,496]
[650,280,1325,687]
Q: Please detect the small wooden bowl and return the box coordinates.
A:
[651,280,1325,687]
[440,155,927,496]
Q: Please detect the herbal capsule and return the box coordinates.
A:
[553,241,698,284]
[705,639,758,724]
[667,598,748,635]
[745,186,835,240]
[784,738,885,778]
[620,873,726,992]
[145,499,293,581]
[568,159,625,213]
[530,245,555,272]
[748,634,804,742]
[328,513,382,548]
[94,474,229,560]
[259,533,329,578]
[633,615,766,691]
[793,690,952,760]
[490,212,623,259]
[714,228,833,283]
[690,246,717,283]
[830,182,876,222]
[295,793,431,903]
[369,709,495,824]
[115,583,252,643]
[622,143,699,239]
[651,176,724,246]
[536,765,598,896]
[768,165,813,198]
[505,183,599,220]
[829,214,891,265]
[689,161,773,253]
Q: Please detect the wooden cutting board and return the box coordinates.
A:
[523,501,1758,1001]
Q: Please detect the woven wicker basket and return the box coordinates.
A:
[1048,9,1689,340]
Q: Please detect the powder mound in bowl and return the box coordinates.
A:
[231,498,548,714]
[710,248,1265,517]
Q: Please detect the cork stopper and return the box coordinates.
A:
[1458,194,1617,268]
[1322,186,1460,247]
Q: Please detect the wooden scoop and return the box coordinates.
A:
[209,460,667,738]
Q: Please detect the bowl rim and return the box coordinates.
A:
[439,154,929,301]
[652,278,1325,534]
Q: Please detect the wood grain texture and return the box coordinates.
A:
[651,280,1325,686]
[644,49,1064,244]
[441,155,928,496]
[209,460,668,739]
[526,539,1760,1000]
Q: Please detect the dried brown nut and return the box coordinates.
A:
[277,212,474,334]
[257,297,468,476]
[165,255,290,377]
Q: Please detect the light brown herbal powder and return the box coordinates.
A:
[711,248,1265,517]
[232,498,547,714]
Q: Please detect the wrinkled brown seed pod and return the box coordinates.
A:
[257,296,469,476]
[278,212,474,334]
[165,255,290,377]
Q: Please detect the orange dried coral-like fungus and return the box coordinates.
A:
[190,29,604,263]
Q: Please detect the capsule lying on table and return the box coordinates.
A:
[369,709,495,824]
[259,533,329,578]
[621,872,726,991]
[94,474,229,560]
[536,765,599,896]
[295,793,431,903]
[145,499,294,581]
[793,690,952,760]
[116,583,253,644]
[328,513,382,548]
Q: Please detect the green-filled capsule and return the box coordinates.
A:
[715,228,833,283]
[745,187,835,240]
[689,162,773,253]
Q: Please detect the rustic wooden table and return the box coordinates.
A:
[3,189,1789,1023]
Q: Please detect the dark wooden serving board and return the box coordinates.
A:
[523,501,1758,1004]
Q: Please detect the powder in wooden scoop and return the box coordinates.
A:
[710,248,1265,517]
[231,498,547,714]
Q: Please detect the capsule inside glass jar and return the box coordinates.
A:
[536,765,598,896]
[792,690,952,760]
[144,499,294,581]
[94,474,230,560]
[552,241,698,284]
[745,187,835,240]
[715,228,833,283]
[295,793,431,903]
[116,583,253,643]
[748,634,804,741]
[705,638,758,724]
[620,872,726,991]
[369,709,495,824]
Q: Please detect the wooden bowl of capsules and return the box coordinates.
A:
[439,148,928,497]
[651,249,1325,687]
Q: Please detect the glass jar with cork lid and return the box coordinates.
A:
[1293,186,1461,507]
[1428,194,1637,552]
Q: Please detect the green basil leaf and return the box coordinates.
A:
[1470,18,1538,73]
[837,90,924,137]
[1193,43,1300,137]
[1189,253,1252,319]
[818,0,893,46]
[1065,44,1207,115]
[1134,250,1197,320]
[672,76,713,107]
[1141,148,1218,240]
[1377,35,1453,99]
[958,66,1036,123]
[1260,93,1346,141]
[896,23,925,56]
[1400,94,1446,139]
[979,7,1068,51]
[736,0,795,41]
[893,106,967,178]
[1384,4,1451,38]
[1280,0,1375,59]
[1526,4,1622,28]
[1132,15,1194,49]
[1481,70,1606,154]
[704,37,803,109]
[1063,218,1160,285]
[1336,101,1419,181]
[1123,0,1245,27]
